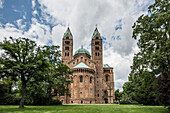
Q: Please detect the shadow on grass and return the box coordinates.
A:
[0,105,65,113]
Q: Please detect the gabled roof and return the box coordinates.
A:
[74,46,90,56]
[103,64,113,68]
[72,62,92,69]
[63,27,73,39]
[92,27,101,39]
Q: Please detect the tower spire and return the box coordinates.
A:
[92,26,101,39]
[63,27,73,39]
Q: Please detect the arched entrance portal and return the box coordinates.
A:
[104,98,108,104]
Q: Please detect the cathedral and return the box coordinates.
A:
[59,27,114,104]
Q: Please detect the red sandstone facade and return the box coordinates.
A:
[57,27,114,104]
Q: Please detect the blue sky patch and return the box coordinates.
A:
[0,0,32,31]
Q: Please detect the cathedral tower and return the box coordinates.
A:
[91,27,104,103]
[62,27,73,64]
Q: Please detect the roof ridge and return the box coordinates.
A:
[72,62,92,69]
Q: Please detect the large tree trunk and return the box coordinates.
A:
[19,75,26,108]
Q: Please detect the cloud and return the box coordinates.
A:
[103,43,139,91]
[0,0,154,90]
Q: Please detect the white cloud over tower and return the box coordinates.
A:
[0,0,154,90]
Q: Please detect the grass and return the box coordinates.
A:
[0,104,169,113]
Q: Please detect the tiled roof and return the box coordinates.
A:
[103,64,112,68]
[72,62,91,69]
[63,27,73,39]
[92,27,101,39]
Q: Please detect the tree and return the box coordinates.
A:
[54,64,72,103]
[0,37,49,108]
[23,45,72,105]
[115,89,122,103]
[41,45,72,104]
[129,0,170,108]
[121,82,134,104]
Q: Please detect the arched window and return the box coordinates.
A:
[80,76,83,82]
[71,77,73,83]
[65,47,69,50]
[67,52,69,56]
[98,52,99,56]
[95,52,97,56]
[65,41,70,44]
[96,37,99,39]
[90,77,92,83]
[95,47,99,50]
[65,52,67,56]
[95,41,99,45]
[106,75,109,82]
[66,37,69,39]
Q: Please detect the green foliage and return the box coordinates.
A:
[0,82,20,105]
[124,0,169,107]
[120,93,133,104]
[0,37,50,108]
[115,89,122,102]
[0,37,73,106]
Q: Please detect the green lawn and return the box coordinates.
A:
[0,105,169,113]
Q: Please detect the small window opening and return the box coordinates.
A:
[95,47,99,50]
[80,76,83,82]
[81,100,83,104]
[96,37,99,39]
[65,41,70,44]
[71,77,73,83]
[66,37,69,39]
[95,52,97,56]
[65,47,69,50]
[95,41,99,45]
[90,77,92,83]
[106,75,108,82]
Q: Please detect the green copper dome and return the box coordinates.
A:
[74,46,90,56]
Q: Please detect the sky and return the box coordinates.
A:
[0,0,155,91]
